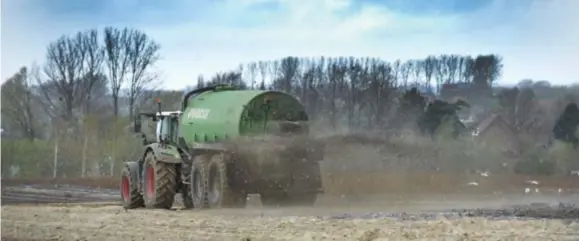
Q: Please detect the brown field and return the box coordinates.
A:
[2,173,579,241]
[3,172,578,195]
[2,204,579,241]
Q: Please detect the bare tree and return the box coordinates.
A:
[459,57,474,83]
[433,57,446,92]
[246,62,258,89]
[40,32,88,122]
[196,75,206,89]
[103,27,132,117]
[411,59,423,86]
[399,61,412,88]
[78,30,105,114]
[423,56,436,91]
[472,54,503,91]
[123,29,161,120]
[208,71,247,89]
[275,56,300,94]
[1,67,36,140]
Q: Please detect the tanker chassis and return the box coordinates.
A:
[120,85,325,210]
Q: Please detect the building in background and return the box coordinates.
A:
[472,113,521,156]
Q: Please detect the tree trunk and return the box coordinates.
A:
[113,96,119,117]
[81,135,89,177]
[53,138,59,179]
[129,98,135,121]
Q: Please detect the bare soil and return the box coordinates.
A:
[2,183,579,241]
[2,204,579,241]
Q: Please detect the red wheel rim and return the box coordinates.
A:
[146,166,155,199]
[121,176,130,202]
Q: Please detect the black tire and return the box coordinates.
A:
[120,165,144,209]
[206,153,247,208]
[260,192,317,208]
[190,156,209,209]
[142,152,177,209]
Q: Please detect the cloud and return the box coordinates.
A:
[1,0,578,89]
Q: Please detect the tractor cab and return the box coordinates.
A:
[133,98,182,145]
[154,111,182,144]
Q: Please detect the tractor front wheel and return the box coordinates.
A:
[142,152,177,209]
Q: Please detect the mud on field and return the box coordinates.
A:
[2,133,579,240]
[2,203,579,241]
[2,184,579,241]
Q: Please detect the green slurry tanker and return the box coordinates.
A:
[120,84,325,210]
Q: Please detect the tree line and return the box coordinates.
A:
[2,27,162,177]
[196,54,503,129]
[2,26,577,178]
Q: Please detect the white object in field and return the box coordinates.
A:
[535,188,539,193]
[480,171,489,177]
[467,181,479,186]
[558,188,562,193]
[525,188,531,194]
[526,180,539,185]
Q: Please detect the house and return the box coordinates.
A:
[472,113,521,155]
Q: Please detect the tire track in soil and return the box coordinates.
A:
[3,205,579,241]
[1,185,119,205]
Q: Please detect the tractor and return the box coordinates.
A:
[120,84,325,210]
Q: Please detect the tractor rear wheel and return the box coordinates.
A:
[120,165,144,209]
[206,153,247,208]
[142,152,177,209]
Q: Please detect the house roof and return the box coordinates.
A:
[472,113,515,137]
[476,114,499,133]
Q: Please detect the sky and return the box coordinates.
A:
[1,0,578,89]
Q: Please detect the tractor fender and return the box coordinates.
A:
[123,161,141,186]
[144,143,183,164]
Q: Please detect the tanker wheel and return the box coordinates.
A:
[207,153,247,208]
[120,165,144,209]
[189,156,209,209]
[260,192,317,208]
[142,152,177,209]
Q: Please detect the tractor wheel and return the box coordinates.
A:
[260,192,317,208]
[120,165,144,209]
[189,155,209,209]
[142,152,177,209]
[206,153,247,208]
